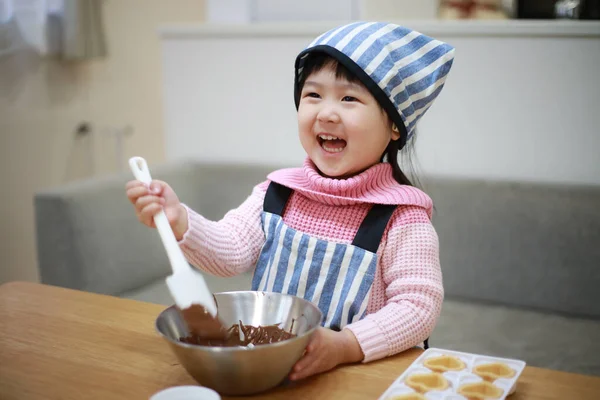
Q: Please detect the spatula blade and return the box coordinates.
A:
[166,267,218,317]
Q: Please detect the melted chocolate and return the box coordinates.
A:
[179,320,296,347]
[178,304,227,340]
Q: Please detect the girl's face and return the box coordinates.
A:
[298,63,400,178]
[297,63,400,179]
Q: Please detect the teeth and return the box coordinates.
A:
[318,134,345,153]
[322,144,344,153]
[319,134,340,141]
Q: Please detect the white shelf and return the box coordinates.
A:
[159,20,600,39]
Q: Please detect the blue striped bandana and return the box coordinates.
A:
[294,22,456,149]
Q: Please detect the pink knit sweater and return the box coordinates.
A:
[179,158,443,363]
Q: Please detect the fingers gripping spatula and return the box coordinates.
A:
[129,157,225,339]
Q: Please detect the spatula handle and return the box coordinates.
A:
[129,157,188,275]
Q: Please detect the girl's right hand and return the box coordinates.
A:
[125,179,188,240]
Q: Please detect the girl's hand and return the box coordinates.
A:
[125,179,188,240]
[289,327,364,381]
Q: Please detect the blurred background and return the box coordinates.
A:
[1,0,599,314]
[1,0,599,376]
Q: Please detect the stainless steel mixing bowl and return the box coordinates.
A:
[155,291,323,396]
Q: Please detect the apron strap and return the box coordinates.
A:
[265,182,396,253]
[352,204,397,253]
[264,182,293,216]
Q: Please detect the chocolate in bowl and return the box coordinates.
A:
[155,291,322,396]
[179,320,297,347]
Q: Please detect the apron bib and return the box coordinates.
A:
[251,182,396,332]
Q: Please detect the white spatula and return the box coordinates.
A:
[129,157,223,336]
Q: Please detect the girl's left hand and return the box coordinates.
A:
[289,327,364,381]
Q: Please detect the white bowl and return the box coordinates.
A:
[150,385,220,400]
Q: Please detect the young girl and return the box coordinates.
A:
[127,22,455,381]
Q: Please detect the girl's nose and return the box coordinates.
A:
[317,104,341,124]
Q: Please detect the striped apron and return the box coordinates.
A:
[251,182,396,332]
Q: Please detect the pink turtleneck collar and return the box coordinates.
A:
[267,158,433,214]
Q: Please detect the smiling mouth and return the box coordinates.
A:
[317,134,347,153]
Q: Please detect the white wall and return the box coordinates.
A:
[205,0,439,23]
[160,22,600,185]
[0,0,205,285]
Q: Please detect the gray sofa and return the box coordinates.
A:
[34,160,600,376]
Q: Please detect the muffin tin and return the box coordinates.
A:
[379,348,526,400]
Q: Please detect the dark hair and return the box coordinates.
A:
[296,52,418,188]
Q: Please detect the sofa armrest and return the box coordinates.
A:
[34,160,200,296]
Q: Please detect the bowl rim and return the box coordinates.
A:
[154,290,324,352]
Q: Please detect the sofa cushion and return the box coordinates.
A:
[431,298,600,377]
[425,177,600,319]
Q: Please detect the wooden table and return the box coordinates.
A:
[1,282,599,400]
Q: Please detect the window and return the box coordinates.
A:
[0,0,63,56]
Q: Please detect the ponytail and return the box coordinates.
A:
[381,128,420,188]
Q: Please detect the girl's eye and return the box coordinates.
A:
[306,92,320,99]
[342,96,357,102]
